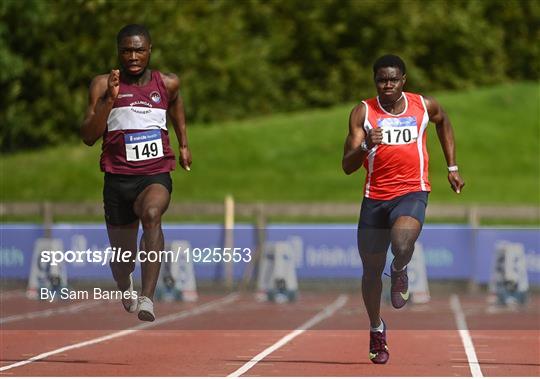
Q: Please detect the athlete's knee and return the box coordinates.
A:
[141,206,162,229]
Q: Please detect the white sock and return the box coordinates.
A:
[370,320,384,333]
[392,261,406,272]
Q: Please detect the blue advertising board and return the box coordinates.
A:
[1,223,539,284]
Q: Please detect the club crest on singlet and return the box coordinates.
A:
[377,116,418,145]
[150,91,161,104]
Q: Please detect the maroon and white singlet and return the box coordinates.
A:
[100,70,176,175]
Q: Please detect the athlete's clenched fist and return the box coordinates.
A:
[107,69,120,100]
[366,128,384,149]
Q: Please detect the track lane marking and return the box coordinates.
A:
[0,300,106,324]
[0,293,239,372]
[0,290,26,300]
[450,294,484,377]
[227,294,348,377]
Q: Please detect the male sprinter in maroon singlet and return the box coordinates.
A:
[81,24,191,322]
[342,55,464,363]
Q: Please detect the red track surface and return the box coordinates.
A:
[1,290,539,376]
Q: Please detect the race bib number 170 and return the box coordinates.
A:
[124,130,164,161]
[377,116,418,145]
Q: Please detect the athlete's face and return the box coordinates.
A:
[117,35,152,77]
[374,67,406,102]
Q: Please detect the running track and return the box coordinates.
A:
[1,290,539,376]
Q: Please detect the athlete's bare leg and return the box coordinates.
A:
[134,183,171,299]
[360,250,388,328]
[106,220,139,291]
[390,216,422,270]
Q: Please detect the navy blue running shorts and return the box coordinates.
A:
[103,172,172,226]
[357,191,429,254]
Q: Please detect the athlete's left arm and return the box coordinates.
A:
[163,73,192,171]
[425,96,465,194]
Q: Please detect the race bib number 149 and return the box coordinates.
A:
[377,116,418,145]
[124,130,164,161]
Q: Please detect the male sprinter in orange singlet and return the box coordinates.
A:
[81,24,191,322]
[342,55,464,363]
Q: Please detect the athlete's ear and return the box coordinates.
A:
[402,73,407,85]
[149,44,152,54]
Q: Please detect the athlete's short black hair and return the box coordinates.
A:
[117,24,151,46]
[373,54,406,76]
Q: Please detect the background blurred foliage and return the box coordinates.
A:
[1,0,538,152]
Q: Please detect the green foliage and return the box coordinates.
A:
[1,83,538,205]
[1,0,538,151]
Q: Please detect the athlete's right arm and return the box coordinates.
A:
[80,70,119,146]
[342,104,369,175]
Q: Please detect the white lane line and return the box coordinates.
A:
[0,290,26,300]
[0,293,239,372]
[450,294,483,377]
[0,300,104,324]
[227,294,348,377]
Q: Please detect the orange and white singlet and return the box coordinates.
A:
[362,92,431,200]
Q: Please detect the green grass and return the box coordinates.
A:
[1,82,539,205]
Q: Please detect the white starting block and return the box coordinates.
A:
[27,238,68,300]
[256,239,299,303]
[155,240,198,302]
[408,242,430,304]
[489,241,528,306]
